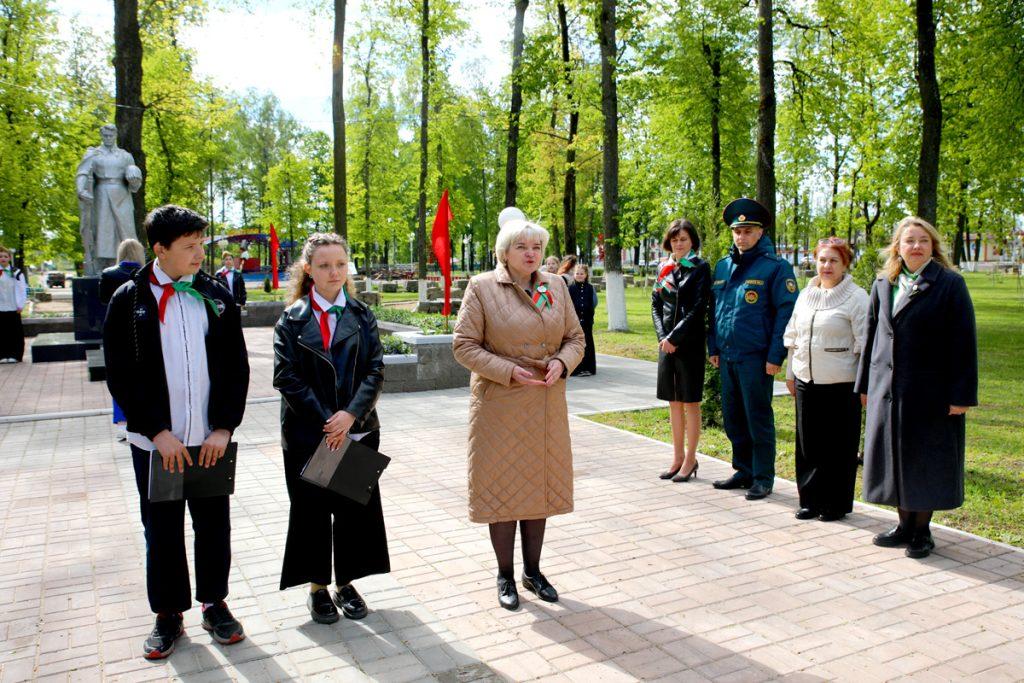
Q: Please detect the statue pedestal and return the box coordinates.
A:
[72,276,104,341]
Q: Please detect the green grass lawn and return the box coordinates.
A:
[586,272,1024,547]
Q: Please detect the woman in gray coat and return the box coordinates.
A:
[855,217,978,559]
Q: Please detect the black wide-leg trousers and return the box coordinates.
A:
[794,379,861,515]
[0,310,25,361]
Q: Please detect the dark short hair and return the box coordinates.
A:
[145,205,208,248]
[662,218,700,252]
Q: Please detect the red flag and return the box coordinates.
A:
[269,223,280,290]
[431,189,454,316]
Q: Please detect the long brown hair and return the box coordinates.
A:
[881,216,953,283]
[287,232,356,304]
[556,255,578,275]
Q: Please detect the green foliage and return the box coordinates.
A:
[263,276,272,293]
[380,334,413,355]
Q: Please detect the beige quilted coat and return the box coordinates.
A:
[453,265,586,524]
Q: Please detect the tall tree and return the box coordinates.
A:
[557,1,578,255]
[915,0,941,224]
[332,0,348,237]
[416,0,430,278]
[504,0,529,208]
[599,0,627,330]
[755,0,776,240]
[113,0,147,245]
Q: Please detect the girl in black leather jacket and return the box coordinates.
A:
[272,232,389,625]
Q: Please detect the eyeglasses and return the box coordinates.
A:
[818,237,848,247]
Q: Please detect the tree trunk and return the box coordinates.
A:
[504,0,529,208]
[755,0,776,240]
[558,1,578,255]
[362,68,372,266]
[416,0,430,280]
[702,39,722,208]
[599,0,627,331]
[113,0,147,247]
[332,0,347,237]
[915,0,941,225]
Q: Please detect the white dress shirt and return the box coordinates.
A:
[310,286,367,441]
[220,268,236,293]
[0,268,28,311]
[128,260,212,450]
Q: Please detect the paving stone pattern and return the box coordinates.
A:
[1,355,1022,681]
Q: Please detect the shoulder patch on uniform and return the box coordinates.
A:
[785,279,797,293]
[744,290,759,304]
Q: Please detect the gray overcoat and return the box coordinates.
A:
[855,261,978,511]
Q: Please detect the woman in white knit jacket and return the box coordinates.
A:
[783,237,869,522]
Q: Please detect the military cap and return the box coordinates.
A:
[722,197,771,228]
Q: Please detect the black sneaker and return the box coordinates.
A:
[143,613,183,660]
[201,602,245,645]
[308,588,340,624]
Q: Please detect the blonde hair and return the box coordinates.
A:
[117,238,145,264]
[287,232,356,304]
[221,250,234,261]
[0,245,10,257]
[881,216,953,283]
[494,220,550,266]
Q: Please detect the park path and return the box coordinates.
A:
[1,354,1023,681]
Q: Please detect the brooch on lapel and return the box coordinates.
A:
[532,283,553,311]
[214,299,226,316]
[133,305,149,321]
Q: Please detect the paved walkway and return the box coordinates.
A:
[1,355,1023,682]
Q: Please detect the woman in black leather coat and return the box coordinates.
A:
[273,232,389,625]
[651,219,711,482]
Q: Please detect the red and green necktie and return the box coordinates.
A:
[149,272,222,323]
[310,295,345,350]
[532,283,553,311]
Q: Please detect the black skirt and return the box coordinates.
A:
[656,340,705,403]
[571,322,597,376]
[794,379,861,515]
[0,310,24,361]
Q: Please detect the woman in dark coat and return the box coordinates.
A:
[100,238,145,440]
[856,216,978,559]
[567,263,598,376]
[651,219,711,482]
[273,232,389,624]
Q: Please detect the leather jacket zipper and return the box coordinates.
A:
[298,338,339,412]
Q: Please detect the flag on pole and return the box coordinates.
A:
[269,223,280,290]
[431,189,454,317]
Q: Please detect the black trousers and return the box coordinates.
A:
[794,379,861,515]
[0,310,24,361]
[280,430,391,589]
[130,445,232,614]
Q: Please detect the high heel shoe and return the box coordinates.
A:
[672,461,699,482]
[659,463,683,479]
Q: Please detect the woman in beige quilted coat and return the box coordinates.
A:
[453,217,585,611]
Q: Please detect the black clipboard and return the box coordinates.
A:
[300,436,391,505]
[148,443,238,503]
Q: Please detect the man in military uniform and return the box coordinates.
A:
[708,198,798,500]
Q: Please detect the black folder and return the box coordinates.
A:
[300,436,391,505]
[148,443,238,503]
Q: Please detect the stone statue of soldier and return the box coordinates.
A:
[76,124,142,275]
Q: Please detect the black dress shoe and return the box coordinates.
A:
[745,482,772,500]
[308,588,339,624]
[713,473,753,490]
[873,525,911,547]
[795,507,818,520]
[332,584,368,620]
[818,511,846,522]
[522,573,558,602]
[201,602,245,645]
[497,575,520,611]
[143,613,183,660]
[905,532,935,558]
